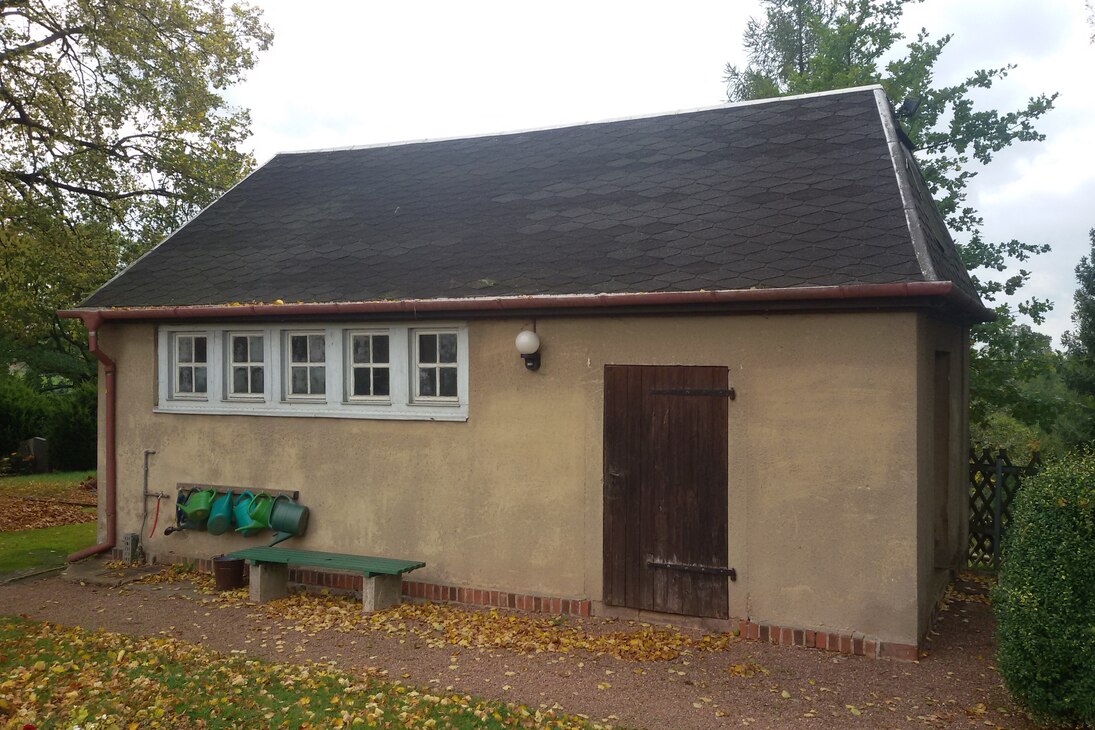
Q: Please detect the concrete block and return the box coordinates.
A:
[362,574,402,613]
[249,562,288,603]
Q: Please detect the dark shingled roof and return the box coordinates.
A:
[82,86,980,310]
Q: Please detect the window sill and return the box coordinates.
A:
[153,403,468,422]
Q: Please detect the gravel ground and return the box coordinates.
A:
[0,570,1030,729]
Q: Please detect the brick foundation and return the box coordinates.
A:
[737,619,918,661]
[400,580,591,617]
[137,552,591,618]
[123,551,913,657]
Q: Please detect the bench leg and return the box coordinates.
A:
[249,562,288,603]
[362,574,402,613]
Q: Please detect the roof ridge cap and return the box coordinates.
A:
[271,85,889,158]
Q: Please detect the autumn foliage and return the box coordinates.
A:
[994,454,1095,727]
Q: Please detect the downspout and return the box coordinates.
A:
[68,312,117,562]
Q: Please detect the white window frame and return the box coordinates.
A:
[283,330,328,402]
[225,331,267,402]
[344,329,392,404]
[169,331,211,401]
[155,322,467,421]
[412,328,461,404]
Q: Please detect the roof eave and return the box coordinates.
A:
[59,282,995,327]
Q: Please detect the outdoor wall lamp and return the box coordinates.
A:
[515,329,541,371]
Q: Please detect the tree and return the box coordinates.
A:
[724,0,1056,430]
[0,0,272,382]
[1059,229,1095,445]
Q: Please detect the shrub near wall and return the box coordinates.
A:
[46,380,97,471]
[994,454,1095,727]
[0,373,51,456]
[0,373,97,471]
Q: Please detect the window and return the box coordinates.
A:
[286,332,326,398]
[157,323,466,421]
[415,330,458,400]
[346,331,390,401]
[173,333,207,398]
[227,333,264,399]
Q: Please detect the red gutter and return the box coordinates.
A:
[66,312,117,562]
[58,281,994,323]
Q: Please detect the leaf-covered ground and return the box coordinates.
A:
[137,565,733,662]
[0,569,1032,729]
[0,472,97,532]
[0,616,595,729]
[0,497,95,532]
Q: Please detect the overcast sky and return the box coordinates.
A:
[227,0,1094,347]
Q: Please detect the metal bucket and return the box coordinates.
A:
[212,555,245,590]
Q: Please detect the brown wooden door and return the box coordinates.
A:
[603,365,730,619]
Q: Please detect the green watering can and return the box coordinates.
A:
[268,496,309,546]
[232,491,259,535]
[179,488,216,527]
[206,489,234,536]
[235,492,274,537]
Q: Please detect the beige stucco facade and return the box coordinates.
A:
[95,308,968,647]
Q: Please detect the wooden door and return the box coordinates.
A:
[603,365,730,618]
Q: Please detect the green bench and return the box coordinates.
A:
[227,546,425,612]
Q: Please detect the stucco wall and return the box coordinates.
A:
[915,314,970,638]
[95,310,954,645]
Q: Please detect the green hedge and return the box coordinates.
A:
[994,454,1095,727]
[0,373,51,457]
[45,379,97,471]
[0,373,97,471]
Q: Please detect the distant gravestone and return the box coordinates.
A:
[16,437,49,473]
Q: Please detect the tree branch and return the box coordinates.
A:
[0,25,88,61]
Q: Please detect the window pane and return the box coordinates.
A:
[178,367,193,393]
[250,367,264,393]
[194,367,207,393]
[419,367,437,396]
[233,367,248,393]
[352,335,370,364]
[177,337,193,363]
[439,367,457,397]
[249,336,263,360]
[194,337,207,364]
[353,368,370,396]
[309,366,326,394]
[439,333,457,363]
[232,336,248,363]
[291,366,308,393]
[309,335,325,363]
[290,335,308,363]
[419,334,437,364]
[373,335,389,363]
[373,368,390,396]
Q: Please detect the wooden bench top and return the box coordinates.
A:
[227,547,424,576]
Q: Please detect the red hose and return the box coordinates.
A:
[148,498,161,539]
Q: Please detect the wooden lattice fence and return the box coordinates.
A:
[968,448,1041,570]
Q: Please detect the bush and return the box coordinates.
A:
[45,379,97,471]
[0,372,97,472]
[994,454,1095,727]
[0,372,52,455]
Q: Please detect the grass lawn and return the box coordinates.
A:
[0,616,593,729]
[0,470,95,499]
[0,522,95,574]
